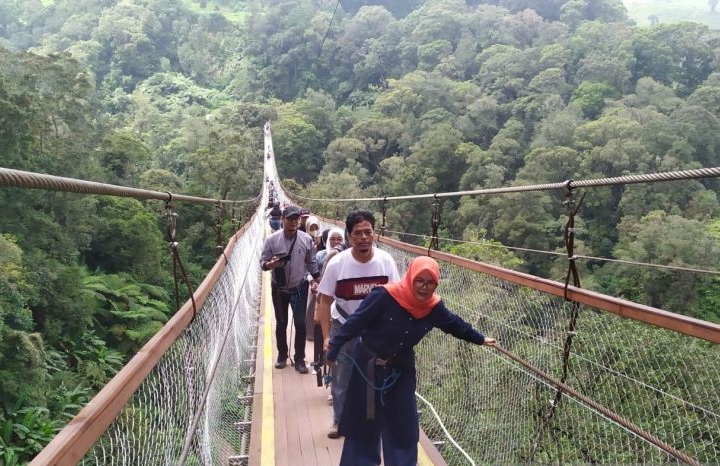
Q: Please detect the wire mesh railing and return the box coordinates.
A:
[79,211,263,466]
[26,125,275,466]
[375,239,720,465]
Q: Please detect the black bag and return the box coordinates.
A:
[273,266,287,287]
[272,234,297,288]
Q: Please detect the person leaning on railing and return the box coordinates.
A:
[326,256,496,466]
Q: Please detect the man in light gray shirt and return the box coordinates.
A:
[260,205,320,373]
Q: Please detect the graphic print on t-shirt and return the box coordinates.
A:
[335,275,389,301]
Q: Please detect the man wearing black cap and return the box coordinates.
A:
[260,206,321,373]
[298,207,311,232]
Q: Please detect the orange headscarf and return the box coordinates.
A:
[383,256,442,319]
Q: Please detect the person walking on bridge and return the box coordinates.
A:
[316,209,400,438]
[268,202,282,232]
[260,206,320,373]
[326,256,496,466]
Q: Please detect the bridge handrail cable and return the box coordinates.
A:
[376,235,720,344]
[284,166,720,202]
[388,230,720,276]
[0,167,260,204]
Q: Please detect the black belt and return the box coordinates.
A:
[274,286,299,295]
[361,342,394,421]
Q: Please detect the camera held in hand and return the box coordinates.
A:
[271,253,291,287]
[314,351,331,388]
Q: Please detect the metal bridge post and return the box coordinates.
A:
[428,194,441,255]
[380,196,388,237]
[528,181,586,462]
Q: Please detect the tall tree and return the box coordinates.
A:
[603,210,720,314]
[272,104,325,184]
[347,115,408,176]
[99,130,153,187]
[631,22,714,96]
[84,197,166,284]
[559,0,627,31]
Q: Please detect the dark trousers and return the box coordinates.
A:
[339,343,419,466]
[313,324,323,365]
[271,286,306,362]
[340,432,417,466]
[305,290,316,341]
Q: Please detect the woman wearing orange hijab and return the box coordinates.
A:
[327,256,496,466]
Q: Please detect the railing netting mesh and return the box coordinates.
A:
[375,241,719,465]
[82,212,263,466]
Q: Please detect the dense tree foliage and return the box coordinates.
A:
[1,0,720,462]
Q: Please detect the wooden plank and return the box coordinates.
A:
[252,269,276,466]
[296,370,317,466]
[303,350,338,466]
[255,277,449,466]
[419,429,449,466]
[274,359,288,466]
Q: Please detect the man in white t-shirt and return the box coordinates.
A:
[316,209,400,439]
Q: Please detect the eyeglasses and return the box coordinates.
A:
[350,229,374,238]
[413,278,438,289]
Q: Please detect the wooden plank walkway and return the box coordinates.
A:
[249,271,446,466]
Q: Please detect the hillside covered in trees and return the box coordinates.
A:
[2,0,720,462]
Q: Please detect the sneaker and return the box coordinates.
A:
[327,422,340,439]
[326,390,333,404]
[275,358,287,369]
[294,360,309,374]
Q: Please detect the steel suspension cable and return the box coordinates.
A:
[286,166,720,202]
[313,0,341,66]
[384,230,720,275]
[0,167,260,204]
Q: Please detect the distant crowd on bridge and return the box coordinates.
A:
[259,196,496,465]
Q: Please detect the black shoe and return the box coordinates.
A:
[295,360,309,374]
[327,422,340,439]
[275,358,287,369]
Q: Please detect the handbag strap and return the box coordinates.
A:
[287,233,298,258]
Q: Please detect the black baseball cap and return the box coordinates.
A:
[282,206,301,218]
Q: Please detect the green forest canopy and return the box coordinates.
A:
[2,0,720,462]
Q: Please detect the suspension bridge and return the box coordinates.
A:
[2,123,719,466]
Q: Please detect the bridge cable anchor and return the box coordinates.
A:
[163,192,197,321]
[380,196,388,237]
[427,194,441,255]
